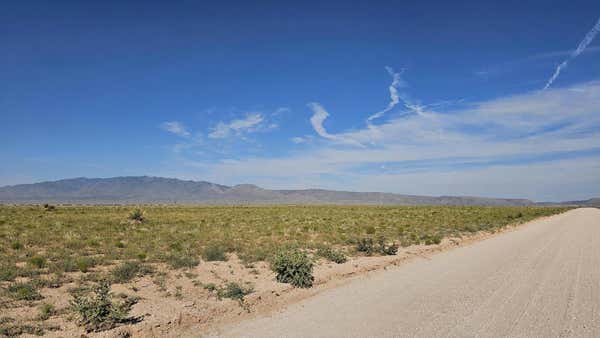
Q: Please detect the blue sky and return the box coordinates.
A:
[1,0,600,201]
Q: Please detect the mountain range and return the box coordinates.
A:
[0,176,597,206]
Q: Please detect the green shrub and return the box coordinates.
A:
[316,247,347,264]
[357,237,398,255]
[357,238,375,255]
[110,262,153,283]
[365,226,376,234]
[7,282,43,301]
[38,303,55,320]
[0,265,17,281]
[377,237,399,255]
[202,245,228,261]
[0,323,46,336]
[217,282,253,302]
[238,247,271,264]
[423,233,442,245]
[10,241,23,250]
[164,253,200,269]
[77,257,96,273]
[136,252,147,261]
[70,281,135,332]
[0,317,12,325]
[43,204,56,211]
[271,248,314,288]
[127,208,145,223]
[28,255,46,269]
[463,224,479,233]
[203,283,217,292]
[52,257,77,273]
[16,266,40,279]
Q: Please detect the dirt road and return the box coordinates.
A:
[214,208,600,337]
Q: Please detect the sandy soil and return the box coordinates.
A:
[7,210,575,337]
[213,208,600,338]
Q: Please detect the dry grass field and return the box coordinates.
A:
[0,205,569,336]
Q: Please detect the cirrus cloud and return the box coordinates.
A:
[160,121,190,138]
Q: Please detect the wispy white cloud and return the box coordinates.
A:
[161,108,283,160]
[160,121,191,138]
[308,66,425,147]
[544,15,600,89]
[177,81,600,201]
[367,66,404,123]
[208,113,266,139]
[308,102,334,140]
[272,107,290,116]
[307,102,365,147]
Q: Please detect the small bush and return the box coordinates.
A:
[0,323,47,337]
[202,245,228,261]
[174,286,183,300]
[463,224,479,233]
[357,237,398,255]
[316,247,347,264]
[52,257,77,273]
[238,247,271,264]
[111,262,153,283]
[271,248,314,288]
[378,237,399,255]
[55,257,96,273]
[423,233,442,245]
[70,281,136,332]
[127,208,145,223]
[38,303,55,320]
[164,253,200,269]
[43,204,56,211]
[381,243,399,255]
[217,282,253,302]
[365,226,376,235]
[0,265,17,281]
[10,241,23,250]
[136,252,147,261]
[77,257,96,273]
[7,282,43,301]
[28,255,46,269]
[357,238,375,256]
[203,283,217,292]
[16,266,40,279]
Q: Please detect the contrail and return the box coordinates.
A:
[544,15,600,90]
[367,66,429,125]
[367,66,403,123]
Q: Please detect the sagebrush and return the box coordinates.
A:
[271,248,314,288]
[70,281,137,332]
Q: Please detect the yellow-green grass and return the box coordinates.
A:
[0,204,569,278]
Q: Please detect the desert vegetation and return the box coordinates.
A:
[0,204,569,335]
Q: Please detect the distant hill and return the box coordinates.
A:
[0,176,576,206]
[553,198,600,207]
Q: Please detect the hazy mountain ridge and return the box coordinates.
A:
[0,176,593,206]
